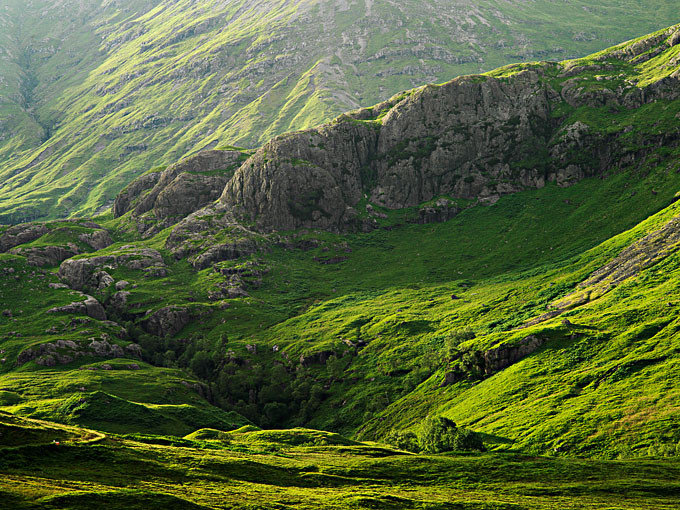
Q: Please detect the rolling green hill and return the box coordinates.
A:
[0,0,679,223]
[2,413,680,509]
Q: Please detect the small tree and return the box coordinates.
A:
[444,327,476,362]
[418,415,485,453]
[385,430,420,452]
[189,350,214,379]
[451,427,485,452]
[419,415,458,453]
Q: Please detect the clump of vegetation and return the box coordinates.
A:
[384,429,420,452]
[444,327,476,360]
[419,416,486,454]
[386,416,485,453]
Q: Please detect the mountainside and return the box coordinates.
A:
[1,23,680,494]
[1,0,679,224]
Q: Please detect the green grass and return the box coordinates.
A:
[2,413,680,509]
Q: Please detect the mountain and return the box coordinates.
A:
[1,23,679,468]
[0,0,679,224]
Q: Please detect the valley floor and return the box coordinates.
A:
[1,414,680,510]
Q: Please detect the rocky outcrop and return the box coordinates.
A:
[417,199,460,224]
[153,171,232,220]
[79,230,114,251]
[519,211,680,330]
[215,28,680,233]
[113,170,162,218]
[16,338,141,367]
[58,247,165,289]
[164,203,265,269]
[549,214,680,313]
[1,223,112,266]
[142,306,193,337]
[442,335,546,386]
[96,27,680,238]
[113,150,248,236]
[216,72,564,231]
[0,224,49,252]
[47,295,107,321]
[482,335,546,372]
[299,350,336,367]
[11,245,79,267]
[109,290,131,312]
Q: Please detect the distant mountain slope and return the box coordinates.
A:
[0,0,679,223]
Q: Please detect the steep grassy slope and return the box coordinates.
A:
[2,414,680,509]
[0,25,680,465]
[1,0,679,222]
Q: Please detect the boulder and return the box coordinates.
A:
[125,343,143,358]
[10,245,79,267]
[47,295,107,321]
[115,280,130,290]
[58,248,165,289]
[89,339,124,357]
[94,271,115,290]
[142,306,193,337]
[0,224,48,252]
[79,230,114,250]
[109,290,131,312]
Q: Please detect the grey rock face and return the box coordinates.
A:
[142,306,193,337]
[153,171,231,220]
[113,150,247,236]
[218,53,679,233]
[482,335,546,373]
[442,335,546,386]
[58,248,165,289]
[47,295,107,321]
[113,171,162,218]
[79,230,114,250]
[11,245,79,267]
[0,224,49,252]
[219,71,568,232]
[221,119,379,232]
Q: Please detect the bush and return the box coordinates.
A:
[385,430,420,452]
[189,350,215,379]
[418,416,485,454]
[444,327,476,362]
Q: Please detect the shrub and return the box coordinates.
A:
[385,430,420,452]
[418,415,485,453]
[444,327,476,361]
